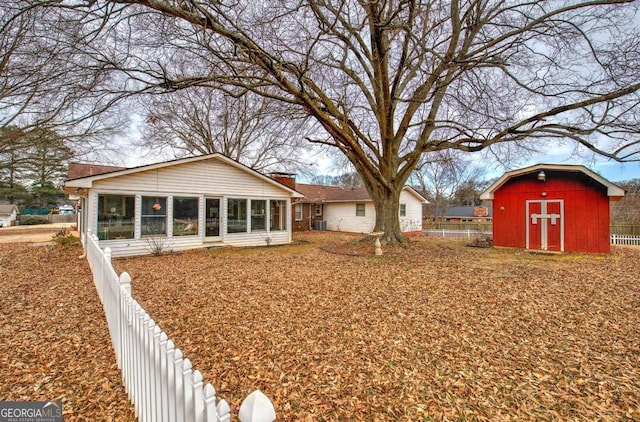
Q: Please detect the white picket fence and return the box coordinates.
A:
[85,231,276,422]
[611,234,640,246]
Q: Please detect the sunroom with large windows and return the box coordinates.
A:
[64,153,300,257]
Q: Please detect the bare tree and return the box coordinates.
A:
[410,150,486,219]
[1,3,128,159]
[611,179,640,225]
[139,88,311,172]
[24,1,640,242]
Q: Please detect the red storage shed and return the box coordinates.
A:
[480,164,625,253]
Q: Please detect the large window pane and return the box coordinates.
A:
[97,194,135,240]
[173,197,199,236]
[270,200,286,231]
[251,200,266,231]
[141,196,167,236]
[227,198,247,233]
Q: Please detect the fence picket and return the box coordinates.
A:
[159,332,169,421]
[174,349,185,422]
[183,358,195,421]
[165,340,177,422]
[193,370,205,422]
[216,400,231,422]
[203,384,216,422]
[84,234,276,421]
[611,234,640,246]
[152,325,162,422]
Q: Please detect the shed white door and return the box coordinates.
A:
[526,200,564,252]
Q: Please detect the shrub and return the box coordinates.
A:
[52,228,79,248]
[20,216,50,225]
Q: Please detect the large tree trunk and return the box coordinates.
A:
[366,181,406,245]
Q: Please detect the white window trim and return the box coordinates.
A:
[295,203,303,221]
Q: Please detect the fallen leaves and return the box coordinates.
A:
[112,233,640,420]
[0,243,135,421]
[2,234,639,421]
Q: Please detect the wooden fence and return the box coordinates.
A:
[426,221,640,236]
[426,229,640,247]
[85,231,276,422]
[425,229,492,239]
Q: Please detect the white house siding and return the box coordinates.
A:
[0,211,17,227]
[324,202,376,233]
[399,189,424,232]
[79,157,294,257]
[322,189,423,234]
[91,158,287,197]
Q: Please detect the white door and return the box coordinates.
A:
[526,200,564,251]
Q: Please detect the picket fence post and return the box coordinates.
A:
[238,390,276,422]
[85,240,278,422]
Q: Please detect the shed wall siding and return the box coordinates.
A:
[493,171,610,253]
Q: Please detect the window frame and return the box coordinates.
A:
[295,203,303,221]
[97,194,135,240]
[250,199,267,232]
[141,196,168,237]
[173,196,199,236]
[399,203,407,217]
[270,200,287,231]
[356,203,366,217]
[227,198,248,234]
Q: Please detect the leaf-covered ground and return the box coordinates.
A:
[111,233,640,421]
[0,244,135,421]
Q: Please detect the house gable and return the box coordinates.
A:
[65,153,302,198]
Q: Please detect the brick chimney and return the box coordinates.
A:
[270,172,297,190]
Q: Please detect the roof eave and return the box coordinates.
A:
[480,164,625,199]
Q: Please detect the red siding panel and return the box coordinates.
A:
[492,170,612,253]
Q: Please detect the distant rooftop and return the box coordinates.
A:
[67,162,127,180]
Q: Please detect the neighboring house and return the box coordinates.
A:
[270,174,428,234]
[63,154,303,257]
[0,204,19,227]
[480,164,625,254]
[443,206,493,222]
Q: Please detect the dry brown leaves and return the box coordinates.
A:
[115,233,640,421]
[0,243,135,421]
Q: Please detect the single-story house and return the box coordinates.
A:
[0,204,19,227]
[443,206,493,222]
[63,154,303,257]
[268,174,428,234]
[480,164,625,253]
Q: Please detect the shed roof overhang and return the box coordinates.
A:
[479,164,626,201]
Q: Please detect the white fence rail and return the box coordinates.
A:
[427,230,640,247]
[85,231,276,422]
[611,234,640,246]
[425,229,492,239]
